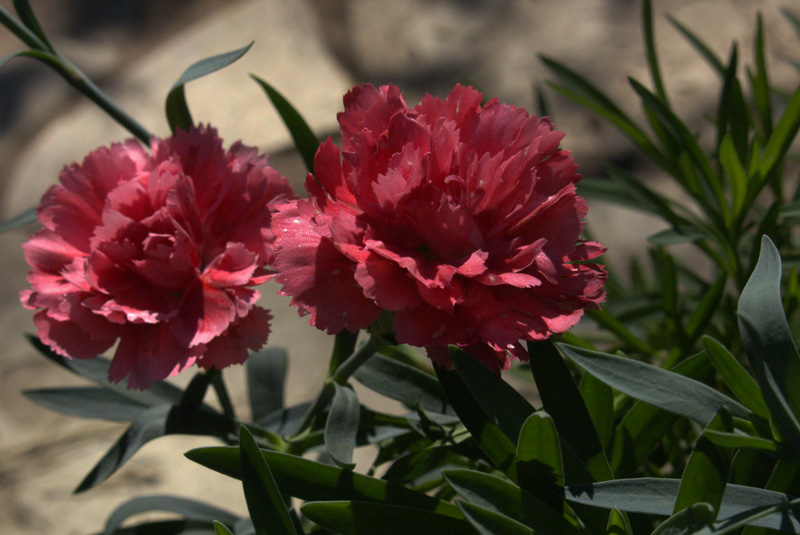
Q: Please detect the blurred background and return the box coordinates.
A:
[0,0,797,533]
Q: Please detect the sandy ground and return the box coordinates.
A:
[0,0,798,533]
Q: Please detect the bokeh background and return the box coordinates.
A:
[0,1,798,533]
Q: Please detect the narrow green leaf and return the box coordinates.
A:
[647,225,707,246]
[674,408,733,517]
[685,272,727,342]
[702,336,769,419]
[97,518,216,535]
[756,83,800,182]
[717,45,750,162]
[719,135,749,219]
[559,344,751,425]
[609,352,714,476]
[0,206,36,233]
[605,509,631,535]
[642,0,669,105]
[165,43,253,133]
[13,0,53,51]
[353,352,452,415]
[515,412,565,513]
[301,501,475,535]
[704,430,793,458]
[251,76,319,173]
[75,404,170,492]
[528,341,613,483]
[450,347,535,443]
[445,469,578,535]
[630,78,721,207]
[586,308,654,354]
[213,521,235,535]
[324,383,360,470]
[540,56,670,169]
[565,478,800,531]
[246,348,287,422]
[239,426,297,535]
[457,501,534,535]
[738,235,800,453]
[667,15,725,75]
[653,503,715,535]
[579,372,614,450]
[383,447,468,486]
[24,387,149,422]
[104,496,239,535]
[185,447,461,517]
[435,365,517,479]
[25,335,185,407]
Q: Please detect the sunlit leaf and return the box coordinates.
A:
[515,411,564,513]
[185,447,461,518]
[652,503,715,535]
[559,344,751,425]
[239,427,296,535]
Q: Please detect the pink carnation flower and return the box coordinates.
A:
[272,84,606,372]
[22,126,295,389]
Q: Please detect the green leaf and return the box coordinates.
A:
[95,519,216,535]
[324,383,360,469]
[540,56,670,169]
[301,501,475,535]
[0,206,36,233]
[24,386,149,422]
[185,447,461,517]
[586,308,654,354]
[444,469,577,535]
[434,365,518,479]
[667,15,725,75]
[716,45,750,163]
[353,352,452,415]
[642,0,668,105]
[609,352,714,476]
[756,83,800,182]
[165,43,253,133]
[25,335,185,407]
[719,135,748,218]
[445,469,577,535]
[579,372,614,450]
[12,0,53,51]
[652,503,715,535]
[674,409,733,517]
[383,446,469,486]
[738,235,800,453]
[246,348,287,422]
[558,344,752,425]
[239,426,297,535]
[213,521,234,535]
[77,404,234,493]
[457,501,534,535]
[565,478,800,531]
[704,430,794,459]
[629,78,721,208]
[76,404,171,492]
[605,509,631,535]
[515,411,565,513]
[702,336,770,420]
[251,76,319,173]
[647,225,708,245]
[528,341,613,483]
[450,347,535,443]
[685,272,727,342]
[104,496,238,535]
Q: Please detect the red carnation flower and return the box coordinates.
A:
[22,126,295,389]
[272,84,606,372]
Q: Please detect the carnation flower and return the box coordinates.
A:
[271,84,606,372]
[21,126,295,389]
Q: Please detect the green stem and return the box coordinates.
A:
[0,6,152,143]
[210,369,236,421]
